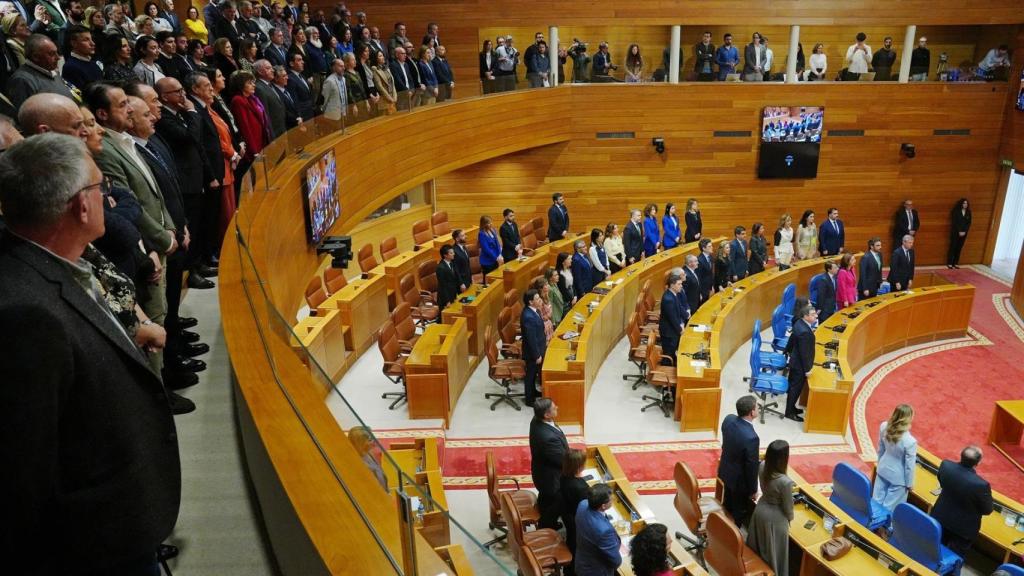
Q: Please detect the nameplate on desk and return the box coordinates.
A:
[691,324,709,332]
[561,331,580,340]
[592,287,610,295]
[690,360,708,368]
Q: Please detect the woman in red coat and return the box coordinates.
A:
[836,252,858,308]
[228,70,271,188]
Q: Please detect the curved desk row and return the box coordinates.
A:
[808,283,974,435]
[543,241,709,430]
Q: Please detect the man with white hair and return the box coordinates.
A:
[253,58,286,136]
[0,133,182,574]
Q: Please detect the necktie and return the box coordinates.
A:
[907,210,913,230]
[833,220,839,233]
[142,142,170,173]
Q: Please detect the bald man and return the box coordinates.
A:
[17,93,88,138]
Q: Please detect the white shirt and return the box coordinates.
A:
[764,47,774,71]
[588,245,610,275]
[845,43,872,74]
[809,53,827,74]
[979,49,1010,71]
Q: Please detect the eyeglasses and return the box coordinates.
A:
[77,178,112,198]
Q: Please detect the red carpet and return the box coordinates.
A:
[378,267,1024,500]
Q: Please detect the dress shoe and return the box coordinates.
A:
[208,254,220,265]
[187,274,215,289]
[157,543,179,561]
[169,356,207,373]
[180,329,201,343]
[181,342,210,357]
[196,264,219,278]
[168,392,196,415]
[164,370,199,391]
[178,316,198,329]
[786,413,805,423]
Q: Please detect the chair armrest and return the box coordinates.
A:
[419,291,436,303]
[659,354,676,366]
[382,360,405,372]
[496,476,522,489]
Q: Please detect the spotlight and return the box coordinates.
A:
[652,137,665,154]
[900,143,915,159]
[316,235,353,269]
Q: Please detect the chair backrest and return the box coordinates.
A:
[705,511,747,576]
[392,302,417,341]
[431,211,450,237]
[504,288,520,308]
[412,219,434,245]
[417,259,438,295]
[380,236,400,261]
[532,218,545,244]
[751,319,763,349]
[323,268,348,294]
[484,325,499,369]
[808,273,824,305]
[522,228,538,251]
[486,451,502,526]
[499,492,526,563]
[782,282,796,310]
[748,333,762,376]
[643,279,656,310]
[771,304,788,340]
[400,273,421,307]
[673,461,704,533]
[996,565,1024,576]
[626,313,641,348]
[517,545,545,576]
[305,276,327,309]
[889,502,950,572]
[377,320,401,362]
[358,243,378,273]
[520,220,534,239]
[830,462,874,527]
[499,307,518,344]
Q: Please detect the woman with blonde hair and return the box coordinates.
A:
[773,213,795,268]
[872,404,917,512]
[544,267,564,325]
[348,426,387,490]
[604,222,625,274]
[530,276,555,343]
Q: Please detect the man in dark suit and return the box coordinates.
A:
[213,0,242,51]
[683,255,702,313]
[574,484,623,575]
[547,192,569,242]
[499,208,522,262]
[529,398,569,529]
[521,289,547,407]
[696,238,714,302]
[623,208,644,265]
[183,72,227,271]
[253,59,286,138]
[729,225,748,281]
[273,64,302,128]
[786,304,817,422]
[435,244,460,310]
[892,199,920,251]
[717,395,760,528]
[451,228,473,290]
[818,207,845,257]
[570,239,593,299]
[265,28,289,67]
[930,445,994,557]
[858,237,884,298]
[155,31,184,82]
[659,273,686,362]
[286,52,315,121]
[888,235,916,291]
[389,46,417,109]
[0,134,181,574]
[814,261,838,322]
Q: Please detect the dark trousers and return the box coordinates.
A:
[183,194,206,270]
[721,483,755,528]
[786,371,807,415]
[86,553,159,576]
[661,336,679,365]
[697,72,714,81]
[164,249,187,359]
[481,262,499,275]
[947,234,967,266]
[524,355,541,405]
[940,528,974,558]
[201,187,222,264]
[537,490,560,530]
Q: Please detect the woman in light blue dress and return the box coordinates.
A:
[872,404,917,512]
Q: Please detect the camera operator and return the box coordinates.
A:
[591,41,618,82]
[495,34,518,91]
[568,39,590,83]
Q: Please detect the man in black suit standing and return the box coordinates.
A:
[273,65,302,128]
[786,304,817,422]
[683,255,702,313]
[729,225,748,281]
[286,52,315,121]
[623,208,644,265]
[184,71,227,272]
[696,238,714,303]
[815,261,838,323]
[529,398,569,530]
[435,244,460,310]
[521,289,546,407]
[499,208,522,263]
[451,228,473,290]
[888,235,916,291]
[659,273,686,362]
[389,46,416,110]
[0,134,181,574]
[892,199,920,252]
[717,395,760,528]
[252,59,286,139]
[547,192,569,242]
[930,445,994,558]
[858,237,884,298]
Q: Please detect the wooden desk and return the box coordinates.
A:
[807,284,974,435]
[584,445,628,483]
[290,309,348,394]
[371,244,436,300]
[417,226,479,253]
[907,446,1024,565]
[441,279,505,357]
[543,242,704,430]
[316,273,389,355]
[791,485,936,576]
[989,400,1024,474]
[384,437,441,494]
[677,255,846,433]
[405,318,471,427]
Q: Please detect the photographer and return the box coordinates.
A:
[591,41,618,82]
[568,39,590,83]
[494,34,518,91]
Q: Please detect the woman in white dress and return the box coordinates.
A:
[796,209,819,260]
[773,213,795,267]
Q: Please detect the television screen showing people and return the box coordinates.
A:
[759,106,824,179]
[1016,68,1024,111]
[304,150,341,245]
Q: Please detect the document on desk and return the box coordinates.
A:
[690,360,708,368]
[691,324,708,332]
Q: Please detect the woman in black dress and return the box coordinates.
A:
[714,241,732,291]
[748,222,768,274]
[559,449,590,576]
[684,197,702,242]
[947,198,971,269]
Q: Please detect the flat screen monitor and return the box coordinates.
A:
[1016,68,1024,111]
[303,150,340,245]
[759,106,824,178]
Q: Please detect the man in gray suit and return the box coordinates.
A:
[253,59,286,138]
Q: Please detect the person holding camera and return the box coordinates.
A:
[494,34,518,91]
[591,41,617,82]
[568,39,590,83]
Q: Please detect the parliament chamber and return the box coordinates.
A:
[218,2,1024,575]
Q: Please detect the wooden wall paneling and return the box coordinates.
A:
[434,84,1006,266]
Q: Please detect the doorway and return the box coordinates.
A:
[992,169,1024,281]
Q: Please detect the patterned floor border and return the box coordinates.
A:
[993,293,1024,344]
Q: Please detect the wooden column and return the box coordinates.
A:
[1012,241,1024,318]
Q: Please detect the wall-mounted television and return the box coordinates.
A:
[302,150,340,245]
[758,106,824,179]
[1016,68,1024,111]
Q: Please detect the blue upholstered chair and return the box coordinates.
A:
[888,503,962,575]
[748,337,788,423]
[770,304,790,353]
[808,273,824,306]
[781,283,796,323]
[830,462,891,531]
[752,319,786,371]
[996,564,1024,576]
